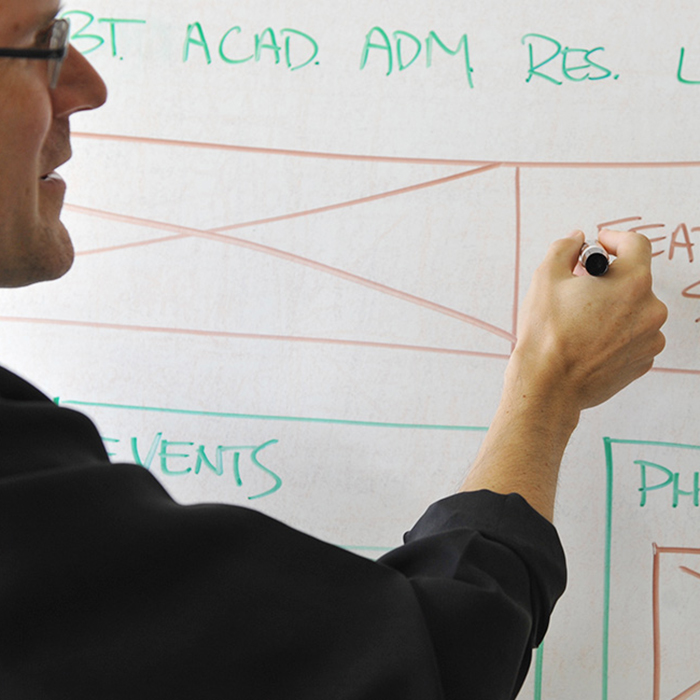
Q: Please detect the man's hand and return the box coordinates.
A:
[460,229,668,521]
[511,229,668,413]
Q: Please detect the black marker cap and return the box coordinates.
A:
[580,241,610,276]
[584,252,609,277]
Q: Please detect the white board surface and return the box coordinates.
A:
[2,2,700,698]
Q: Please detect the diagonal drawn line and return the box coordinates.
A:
[680,565,700,581]
[209,164,501,234]
[67,162,501,252]
[63,165,515,342]
[0,316,511,360]
[672,679,700,700]
[72,233,192,255]
[60,206,516,342]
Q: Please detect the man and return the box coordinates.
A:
[0,1,668,698]
[0,1,106,286]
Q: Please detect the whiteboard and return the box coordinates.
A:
[2,1,700,698]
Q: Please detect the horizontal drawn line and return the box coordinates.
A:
[63,205,516,343]
[597,216,643,229]
[72,131,493,166]
[59,399,489,433]
[521,161,700,169]
[73,132,700,168]
[0,315,510,360]
[650,366,700,376]
[630,224,666,232]
[605,438,700,451]
[654,545,700,555]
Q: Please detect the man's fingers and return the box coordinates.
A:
[598,228,652,267]
[541,230,585,278]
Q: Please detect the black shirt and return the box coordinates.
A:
[0,366,566,699]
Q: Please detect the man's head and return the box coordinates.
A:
[0,0,106,287]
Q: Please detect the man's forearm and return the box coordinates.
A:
[460,356,581,522]
[459,230,667,524]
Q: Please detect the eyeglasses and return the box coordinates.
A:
[0,18,70,90]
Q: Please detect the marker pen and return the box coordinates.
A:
[579,240,610,276]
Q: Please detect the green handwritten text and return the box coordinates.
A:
[360,28,474,87]
[105,432,282,500]
[183,23,319,71]
[522,33,617,84]
[638,460,700,508]
[62,10,146,59]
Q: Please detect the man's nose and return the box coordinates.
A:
[52,45,108,118]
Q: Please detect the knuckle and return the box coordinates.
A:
[644,298,669,332]
[533,260,550,283]
[544,238,571,263]
[549,237,571,253]
[655,331,667,356]
[619,229,652,254]
[641,358,655,377]
[632,231,653,253]
[633,265,654,288]
[656,300,669,326]
[624,271,652,299]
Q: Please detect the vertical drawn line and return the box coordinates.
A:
[653,543,661,700]
[602,437,614,700]
[533,643,544,700]
[512,167,522,352]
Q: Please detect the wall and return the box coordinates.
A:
[2,1,700,697]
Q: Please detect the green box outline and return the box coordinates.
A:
[602,437,700,700]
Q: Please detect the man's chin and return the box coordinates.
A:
[0,262,73,288]
[0,230,75,288]
[27,248,74,286]
[36,253,74,284]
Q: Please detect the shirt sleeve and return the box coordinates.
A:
[0,370,566,700]
[379,491,567,700]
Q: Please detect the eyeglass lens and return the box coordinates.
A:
[48,19,69,89]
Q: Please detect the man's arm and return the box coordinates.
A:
[461,229,668,522]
